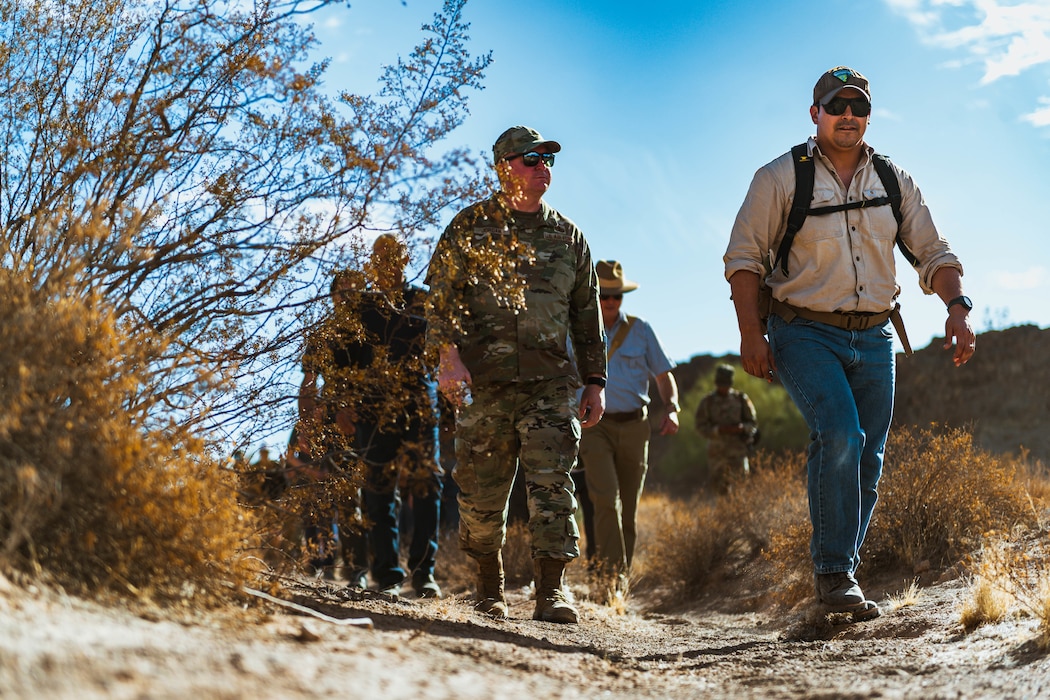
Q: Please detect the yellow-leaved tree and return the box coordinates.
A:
[0,0,491,600]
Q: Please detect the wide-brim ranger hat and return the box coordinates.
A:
[492,125,562,164]
[813,66,871,105]
[595,260,639,294]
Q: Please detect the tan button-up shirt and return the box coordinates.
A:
[724,137,962,314]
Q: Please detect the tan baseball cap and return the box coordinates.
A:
[492,125,562,164]
[813,66,871,105]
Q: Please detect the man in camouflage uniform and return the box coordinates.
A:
[425,125,606,624]
[695,364,757,494]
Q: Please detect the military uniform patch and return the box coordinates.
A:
[542,230,572,244]
[472,226,508,239]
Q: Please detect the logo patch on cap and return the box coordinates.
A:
[832,68,854,83]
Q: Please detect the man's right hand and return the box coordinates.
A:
[740,330,777,383]
[729,271,777,382]
[437,345,473,406]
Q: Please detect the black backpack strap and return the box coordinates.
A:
[871,153,920,268]
[774,143,813,275]
[776,146,919,275]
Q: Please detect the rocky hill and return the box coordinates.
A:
[893,323,1050,464]
[656,323,1050,467]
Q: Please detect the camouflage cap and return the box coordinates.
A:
[813,66,871,106]
[492,125,562,164]
[715,364,735,386]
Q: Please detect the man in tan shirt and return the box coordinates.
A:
[724,66,976,621]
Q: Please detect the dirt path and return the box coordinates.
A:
[1,571,1047,699]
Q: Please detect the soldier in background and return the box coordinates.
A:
[695,364,757,494]
[425,125,606,624]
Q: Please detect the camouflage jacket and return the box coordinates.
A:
[695,388,758,441]
[425,193,606,384]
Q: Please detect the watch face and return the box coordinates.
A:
[950,296,973,311]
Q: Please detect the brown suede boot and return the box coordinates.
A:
[532,558,579,624]
[473,551,508,619]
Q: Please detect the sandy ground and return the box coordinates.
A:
[1,566,1049,700]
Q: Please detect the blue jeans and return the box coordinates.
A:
[767,312,895,575]
[358,380,443,588]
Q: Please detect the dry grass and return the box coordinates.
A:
[632,425,1048,620]
[960,529,1050,648]
[871,426,1033,571]
[960,575,1012,631]
[887,578,924,610]
[633,451,809,608]
[0,271,251,604]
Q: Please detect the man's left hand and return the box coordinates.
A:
[944,309,976,367]
[658,411,679,436]
[579,385,605,429]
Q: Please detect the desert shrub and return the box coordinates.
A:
[869,426,1035,571]
[635,451,808,607]
[636,425,1040,612]
[0,271,250,602]
[756,426,1036,608]
[960,539,1013,631]
[961,529,1050,648]
[0,0,494,603]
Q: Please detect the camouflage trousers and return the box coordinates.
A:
[453,378,581,561]
[707,437,750,494]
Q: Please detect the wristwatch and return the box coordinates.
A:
[947,295,973,312]
[586,376,607,388]
[666,399,681,413]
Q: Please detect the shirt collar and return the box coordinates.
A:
[807,135,874,161]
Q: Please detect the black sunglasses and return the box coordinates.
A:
[823,96,871,117]
[599,294,623,301]
[505,151,556,167]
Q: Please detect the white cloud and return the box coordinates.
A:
[890,0,1050,82]
[1022,96,1050,124]
[886,0,1050,126]
[993,265,1049,290]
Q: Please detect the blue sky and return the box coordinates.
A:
[310,0,1050,363]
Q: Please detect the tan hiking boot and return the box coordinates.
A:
[474,551,508,619]
[533,558,579,624]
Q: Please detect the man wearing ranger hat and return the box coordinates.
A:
[425,125,606,624]
[724,66,975,622]
[577,260,678,596]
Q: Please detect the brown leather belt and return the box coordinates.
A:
[603,407,647,422]
[771,299,913,356]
